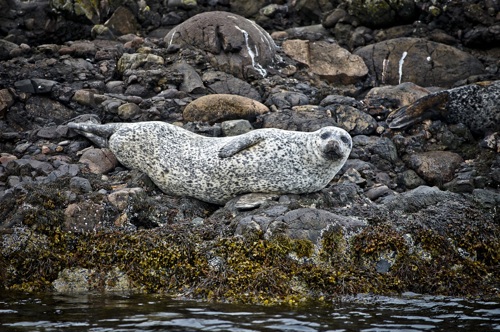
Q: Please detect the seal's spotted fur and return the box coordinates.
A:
[68,121,352,204]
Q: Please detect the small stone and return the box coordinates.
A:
[73,90,96,106]
[70,176,92,193]
[221,119,253,136]
[117,103,140,120]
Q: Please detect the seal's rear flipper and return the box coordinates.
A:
[219,133,265,158]
[67,116,128,148]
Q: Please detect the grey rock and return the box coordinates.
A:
[259,108,338,132]
[266,91,309,109]
[351,135,399,170]
[78,148,118,174]
[70,176,92,193]
[117,103,141,120]
[274,208,366,244]
[173,61,205,94]
[221,119,253,137]
[202,71,261,101]
[408,151,463,186]
[325,104,377,136]
[164,11,276,79]
[382,185,458,212]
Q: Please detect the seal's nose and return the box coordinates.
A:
[324,140,342,160]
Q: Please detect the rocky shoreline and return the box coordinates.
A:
[1,0,499,304]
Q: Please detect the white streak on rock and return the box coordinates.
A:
[382,58,389,84]
[234,25,267,77]
[168,28,177,48]
[398,51,408,84]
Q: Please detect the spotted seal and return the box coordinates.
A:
[387,80,500,135]
[68,121,352,205]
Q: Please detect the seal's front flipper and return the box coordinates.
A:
[219,133,265,158]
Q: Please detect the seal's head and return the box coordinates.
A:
[315,126,352,161]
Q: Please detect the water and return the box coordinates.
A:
[1,292,499,331]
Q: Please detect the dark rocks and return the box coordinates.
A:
[355,38,485,87]
[408,151,463,186]
[347,0,417,28]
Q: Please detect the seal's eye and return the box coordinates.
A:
[320,132,331,140]
[340,136,350,144]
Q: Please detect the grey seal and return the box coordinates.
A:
[68,121,352,205]
[387,80,500,135]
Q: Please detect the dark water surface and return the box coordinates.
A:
[1,292,499,331]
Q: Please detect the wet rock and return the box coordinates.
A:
[117,53,165,74]
[364,82,431,111]
[183,94,269,123]
[221,119,253,136]
[230,0,266,17]
[202,71,261,101]
[69,176,92,193]
[347,0,417,28]
[265,91,309,109]
[355,38,485,87]
[104,6,138,36]
[53,267,132,292]
[258,108,338,132]
[59,40,96,58]
[24,96,76,126]
[324,105,377,136]
[285,25,330,41]
[398,169,426,189]
[407,151,463,186]
[108,187,143,211]
[173,61,205,94]
[273,208,366,244]
[14,78,58,94]
[0,39,18,60]
[165,11,276,79]
[351,135,399,170]
[366,185,392,201]
[117,102,141,120]
[0,89,14,117]
[6,159,55,177]
[382,185,457,212]
[282,40,368,84]
[64,201,105,232]
[78,148,118,174]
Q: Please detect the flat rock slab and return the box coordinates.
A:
[355,37,484,88]
[165,11,276,79]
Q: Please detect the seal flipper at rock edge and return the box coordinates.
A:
[218,132,266,158]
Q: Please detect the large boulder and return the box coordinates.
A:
[164,11,276,79]
[355,38,485,88]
